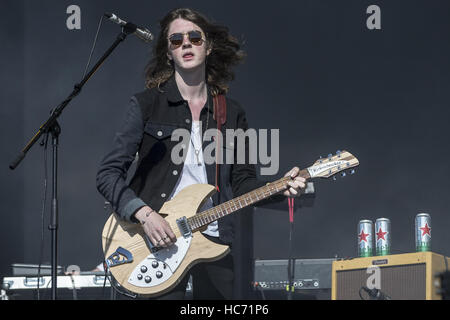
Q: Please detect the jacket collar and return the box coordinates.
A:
[162,76,214,113]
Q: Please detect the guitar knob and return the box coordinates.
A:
[140,266,148,273]
[152,261,159,268]
[145,276,152,283]
[137,274,143,280]
[156,271,163,279]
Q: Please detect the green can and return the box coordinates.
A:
[358,220,373,257]
[415,213,431,252]
[375,218,391,256]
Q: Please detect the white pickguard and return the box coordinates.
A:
[128,236,192,288]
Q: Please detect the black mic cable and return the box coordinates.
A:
[359,286,391,300]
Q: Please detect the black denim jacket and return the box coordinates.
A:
[96,77,282,243]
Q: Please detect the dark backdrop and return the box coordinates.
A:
[1,0,449,296]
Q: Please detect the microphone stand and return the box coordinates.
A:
[287,198,295,300]
[9,23,139,300]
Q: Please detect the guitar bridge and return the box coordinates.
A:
[176,216,192,238]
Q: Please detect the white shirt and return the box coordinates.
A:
[168,121,219,237]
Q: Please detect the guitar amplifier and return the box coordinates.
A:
[332,252,450,300]
[253,258,336,300]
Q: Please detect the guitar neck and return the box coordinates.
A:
[187,169,311,231]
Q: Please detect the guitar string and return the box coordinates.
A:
[116,168,324,251]
[120,184,286,252]
[120,170,315,251]
[120,178,294,251]
[190,179,291,228]
[119,164,349,251]
[190,174,307,228]
[119,187,287,251]
[108,158,357,255]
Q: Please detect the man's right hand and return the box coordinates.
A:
[134,206,177,247]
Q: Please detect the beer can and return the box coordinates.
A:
[358,220,373,257]
[415,213,431,252]
[375,218,391,256]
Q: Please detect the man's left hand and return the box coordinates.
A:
[282,167,306,197]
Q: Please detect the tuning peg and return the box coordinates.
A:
[336,150,342,157]
[333,176,337,181]
[341,172,347,178]
[350,169,356,175]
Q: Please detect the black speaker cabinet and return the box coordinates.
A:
[332,252,450,300]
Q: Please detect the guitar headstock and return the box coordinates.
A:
[307,150,359,179]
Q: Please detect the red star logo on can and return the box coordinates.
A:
[376,227,388,241]
[420,223,431,237]
[359,230,369,243]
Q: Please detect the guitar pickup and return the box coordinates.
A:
[144,234,161,253]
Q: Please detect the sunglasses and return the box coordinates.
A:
[168,30,205,49]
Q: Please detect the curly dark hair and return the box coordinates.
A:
[144,8,246,95]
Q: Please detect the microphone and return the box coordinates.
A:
[362,286,391,300]
[104,13,154,42]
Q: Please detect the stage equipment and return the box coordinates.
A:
[253,258,336,300]
[436,271,450,300]
[104,13,153,42]
[2,272,113,300]
[332,251,450,300]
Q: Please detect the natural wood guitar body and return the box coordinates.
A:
[102,184,229,297]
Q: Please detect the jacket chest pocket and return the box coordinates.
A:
[144,122,180,140]
[141,122,183,163]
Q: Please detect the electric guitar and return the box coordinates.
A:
[102,150,359,297]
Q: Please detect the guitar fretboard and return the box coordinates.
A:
[187,169,310,231]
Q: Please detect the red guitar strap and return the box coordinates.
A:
[213,94,227,192]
